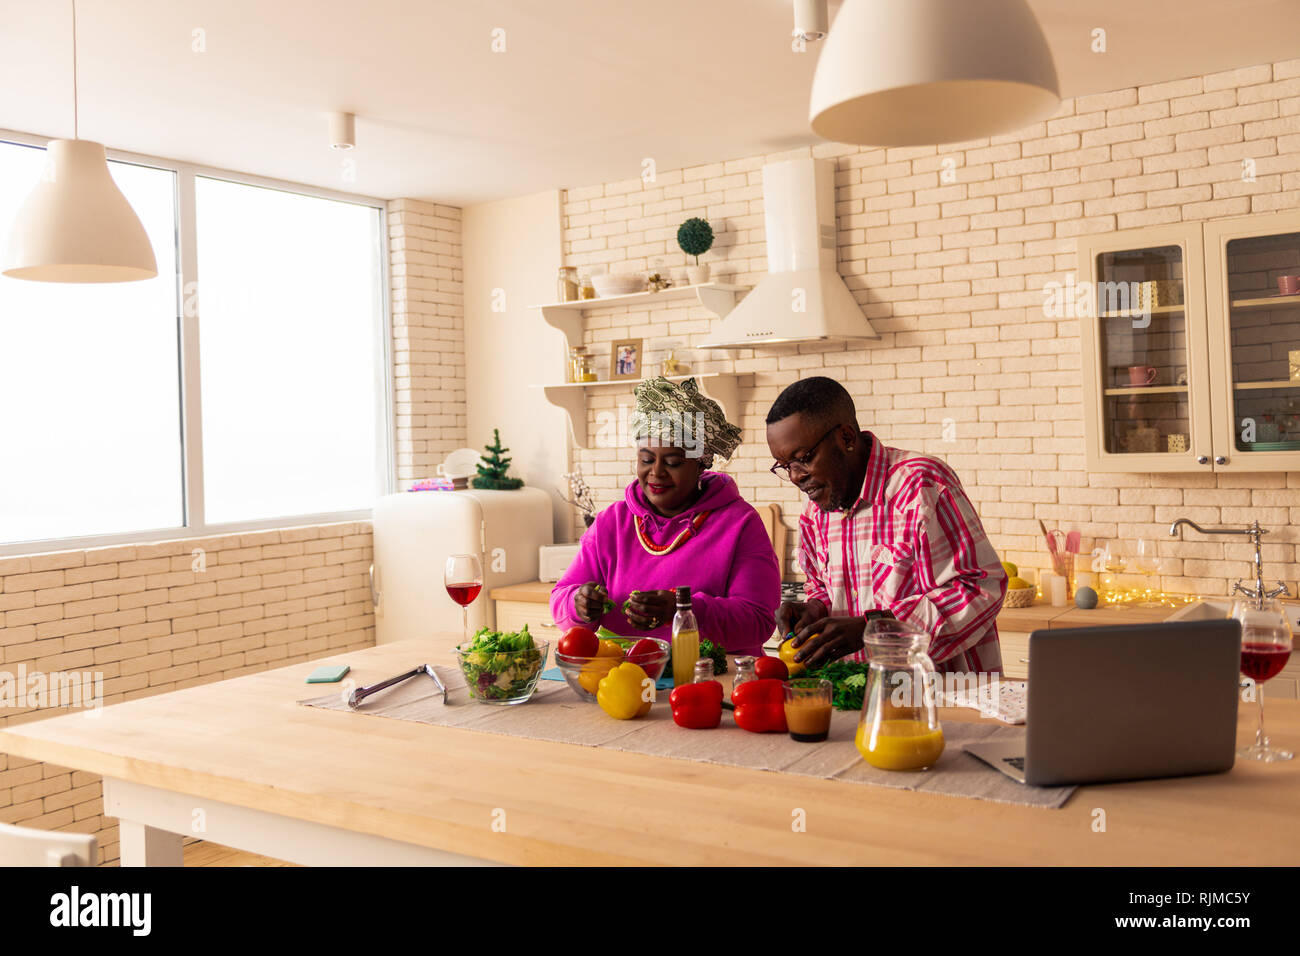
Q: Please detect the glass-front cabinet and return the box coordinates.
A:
[1079,212,1300,473]
[1078,224,1213,472]
[1203,212,1300,472]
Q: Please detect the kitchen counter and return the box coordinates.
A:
[492,579,1180,627]
[2,634,1296,865]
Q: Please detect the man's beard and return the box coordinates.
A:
[821,487,851,512]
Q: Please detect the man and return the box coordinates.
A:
[766,376,1005,674]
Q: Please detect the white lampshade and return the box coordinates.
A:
[809,0,1060,146]
[2,139,157,283]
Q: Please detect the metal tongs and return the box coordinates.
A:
[347,663,447,709]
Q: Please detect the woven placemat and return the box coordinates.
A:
[300,666,1075,809]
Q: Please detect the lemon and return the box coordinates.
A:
[1000,561,1018,578]
[1007,576,1032,590]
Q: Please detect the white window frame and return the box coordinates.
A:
[0,128,394,556]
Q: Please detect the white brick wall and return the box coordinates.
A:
[559,58,1300,598]
[389,199,466,483]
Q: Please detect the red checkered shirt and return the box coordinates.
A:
[798,433,1006,675]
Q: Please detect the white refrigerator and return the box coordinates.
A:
[371,488,554,644]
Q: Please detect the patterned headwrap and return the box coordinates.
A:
[629,376,743,462]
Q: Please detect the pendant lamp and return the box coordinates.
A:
[809,0,1060,147]
[2,0,157,282]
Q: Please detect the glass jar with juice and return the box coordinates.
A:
[855,619,945,771]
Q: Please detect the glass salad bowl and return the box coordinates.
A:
[454,637,550,705]
[555,636,669,702]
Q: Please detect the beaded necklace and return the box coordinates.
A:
[634,510,711,556]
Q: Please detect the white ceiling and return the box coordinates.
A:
[1,0,1298,206]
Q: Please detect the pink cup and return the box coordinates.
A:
[1127,365,1158,387]
[1278,275,1300,296]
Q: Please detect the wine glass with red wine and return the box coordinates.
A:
[1231,596,1293,762]
[445,553,483,646]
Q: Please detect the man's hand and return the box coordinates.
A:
[573,583,609,623]
[624,589,676,631]
[791,614,867,669]
[776,598,828,642]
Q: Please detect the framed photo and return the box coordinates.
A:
[610,337,642,381]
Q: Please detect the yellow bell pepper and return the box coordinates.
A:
[778,638,807,677]
[596,661,654,720]
[578,657,618,694]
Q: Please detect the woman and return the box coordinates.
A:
[550,377,780,657]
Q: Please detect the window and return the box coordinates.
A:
[0,141,184,543]
[195,178,386,523]
[0,136,390,551]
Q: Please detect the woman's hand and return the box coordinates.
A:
[624,589,676,631]
[776,598,828,641]
[791,614,866,669]
[573,583,609,624]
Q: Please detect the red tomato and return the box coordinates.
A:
[754,656,789,681]
[626,638,661,668]
[558,626,600,658]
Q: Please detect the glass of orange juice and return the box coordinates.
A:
[854,620,945,771]
[784,678,833,742]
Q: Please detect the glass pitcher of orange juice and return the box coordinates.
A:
[855,619,945,771]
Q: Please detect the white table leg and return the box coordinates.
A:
[118,818,184,867]
[102,776,499,866]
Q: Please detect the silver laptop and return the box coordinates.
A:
[965,619,1241,786]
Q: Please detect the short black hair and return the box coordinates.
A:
[765,376,857,429]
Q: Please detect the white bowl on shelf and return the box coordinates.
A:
[592,273,646,297]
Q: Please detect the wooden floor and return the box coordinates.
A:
[182,841,296,867]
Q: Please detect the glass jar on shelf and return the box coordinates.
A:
[557,266,579,303]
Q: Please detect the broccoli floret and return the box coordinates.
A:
[698,638,728,676]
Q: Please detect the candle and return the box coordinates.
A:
[1049,574,1067,607]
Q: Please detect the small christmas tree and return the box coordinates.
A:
[471,428,524,490]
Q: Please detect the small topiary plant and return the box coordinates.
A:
[676,217,714,264]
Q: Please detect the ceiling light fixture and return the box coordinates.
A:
[2,0,157,283]
[329,112,356,150]
[809,0,1060,146]
[792,0,828,42]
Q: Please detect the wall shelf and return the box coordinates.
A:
[1230,294,1300,312]
[1234,380,1300,390]
[530,283,748,354]
[533,373,739,450]
[1098,304,1184,319]
[1102,385,1189,396]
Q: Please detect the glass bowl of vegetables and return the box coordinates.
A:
[455,624,549,705]
[555,635,669,702]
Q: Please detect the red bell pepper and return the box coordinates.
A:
[669,680,723,729]
[732,678,788,733]
[754,656,788,681]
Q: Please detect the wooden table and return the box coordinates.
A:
[1,635,1297,866]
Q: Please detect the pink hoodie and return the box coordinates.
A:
[550,472,780,656]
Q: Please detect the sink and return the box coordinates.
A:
[1166,599,1300,632]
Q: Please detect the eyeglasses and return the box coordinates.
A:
[770,425,841,481]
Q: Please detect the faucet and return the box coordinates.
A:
[1169,518,1290,606]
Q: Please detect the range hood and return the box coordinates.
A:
[700,157,877,348]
